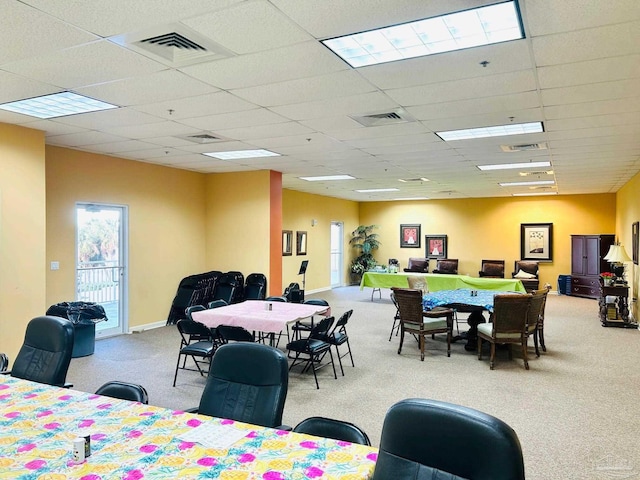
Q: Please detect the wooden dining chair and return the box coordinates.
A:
[391,288,454,361]
[477,294,532,370]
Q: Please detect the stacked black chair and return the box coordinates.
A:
[95,381,149,404]
[211,273,240,305]
[166,271,222,325]
[373,398,525,480]
[227,271,245,303]
[189,343,289,429]
[294,417,371,445]
[244,273,267,300]
[207,299,228,309]
[5,316,74,387]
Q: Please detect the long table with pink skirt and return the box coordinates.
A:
[192,300,329,345]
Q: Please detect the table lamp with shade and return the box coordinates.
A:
[603,243,632,283]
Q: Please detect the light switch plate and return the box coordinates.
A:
[50,261,59,270]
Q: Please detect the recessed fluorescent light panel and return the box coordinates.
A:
[512,192,557,196]
[499,180,555,187]
[355,188,400,193]
[0,92,118,119]
[437,122,543,141]
[395,197,429,201]
[203,149,280,160]
[299,175,355,181]
[477,161,551,171]
[321,1,523,68]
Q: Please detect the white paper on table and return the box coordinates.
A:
[178,423,248,449]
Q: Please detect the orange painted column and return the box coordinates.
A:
[269,170,283,296]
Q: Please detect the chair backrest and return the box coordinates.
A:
[513,260,539,278]
[406,275,428,292]
[185,304,206,320]
[373,398,525,480]
[480,259,505,278]
[435,259,458,274]
[266,296,288,302]
[391,288,424,324]
[95,381,149,404]
[198,343,289,428]
[207,299,228,309]
[390,292,400,317]
[294,416,371,446]
[303,298,329,307]
[529,288,549,332]
[217,325,255,343]
[212,273,239,304]
[309,316,335,340]
[176,319,214,342]
[11,315,75,387]
[491,294,532,336]
[0,353,8,372]
[404,257,429,273]
[244,273,267,300]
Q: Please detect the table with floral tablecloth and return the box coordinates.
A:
[0,376,377,479]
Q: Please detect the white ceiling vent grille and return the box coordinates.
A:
[500,142,547,152]
[350,109,416,127]
[109,24,234,67]
[176,132,229,144]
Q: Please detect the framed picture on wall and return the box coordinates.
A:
[633,221,639,265]
[400,224,421,248]
[520,223,553,261]
[282,230,292,256]
[296,231,307,256]
[425,235,447,259]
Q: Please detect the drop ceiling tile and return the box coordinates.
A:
[270,92,399,121]
[386,70,537,105]
[541,79,639,105]
[545,112,640,131]
[3,41,165,89]
[132,91,257,120]
[544,98,640,119]
[47,131,129,147]
[422,107,543,132]
[327,122,431,141]
[0,71,60,104]
[182,1,311,54]
[52,108,164,130]
[178,108,289,131]
[537,55,640,89]
[23,120,87,137]
[103,120,201,139]
[214,122,315,141]
[231,71,377,107]
[88,140,159,154]
[180,41,348,90]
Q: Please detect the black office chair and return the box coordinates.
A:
[373,398,525,480]
[293,416,371,446]
[0,353,8,372]
[95,381,149,404]
[286,316,337,389]
[244,273,267,300]
[173,319,216,387]
[190,343,289,429]
[6,316,74,387]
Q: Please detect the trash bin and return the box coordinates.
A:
[46,302,108,358]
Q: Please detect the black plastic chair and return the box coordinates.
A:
[173,319,216,387]
[95,381,149,404]
[291,298,329,340]
[245,273,267,300]
[190,343,289,429]
[294,416,371,446]
[265,296,288,302]
[207,299,228,309]
[217,324,255,343]
[212,273,239,305]
[286,316,337,389]
[373,398,525,480]
[325,309,354,376]
[389,292,401,341]
[6,316,74,387]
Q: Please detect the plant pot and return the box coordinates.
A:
[350,272,363,286]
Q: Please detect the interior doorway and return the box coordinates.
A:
[330,222,343,287]
[76,203,128,338]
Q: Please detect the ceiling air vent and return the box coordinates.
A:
[109,24,234,67]
[519,170,554,177]
[350,109,416,127]
[500,142,547,152]
[176,132,229,144]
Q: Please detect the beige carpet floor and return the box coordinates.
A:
[67,287,640,480]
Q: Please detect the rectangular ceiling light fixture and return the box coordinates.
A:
[477,160,551,171]
[512,192,558,196]
[499,180,555,187]
[437,121,543,141]
[355,188,400,193]
[203,149,280,160]
[0,92,118,119]
[299,175,356,181]
[321,1,523,68]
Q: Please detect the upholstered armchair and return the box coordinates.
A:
[403,257,429,273]
[479,260,505,278]
[433,259,458,275]
[512,260,540,291]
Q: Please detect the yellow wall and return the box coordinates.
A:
[615,171,640,319]
[0,123,46,360]
[282,190,359,292]
[46,146,207,328]
[359,194,616,289]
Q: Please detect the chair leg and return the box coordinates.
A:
[477,338,483,360]
[539,327,546,352]
[335,345,345,376]
[173,354,182,387]
[344,338,355,367]
[398,327,405,355]
[389,317,399,341]
[419,334,425,361]
[522,340,529,370]
[533,328,540,357]
[489,343,496,370]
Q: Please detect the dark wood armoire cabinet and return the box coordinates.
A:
[570,234,615,299]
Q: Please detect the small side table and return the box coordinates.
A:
[599,284,637,328]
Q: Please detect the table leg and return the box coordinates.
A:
[463,310,486,351]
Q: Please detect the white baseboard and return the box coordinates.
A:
[130,320,167,333]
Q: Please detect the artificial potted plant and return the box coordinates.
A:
[349,225,381,285]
